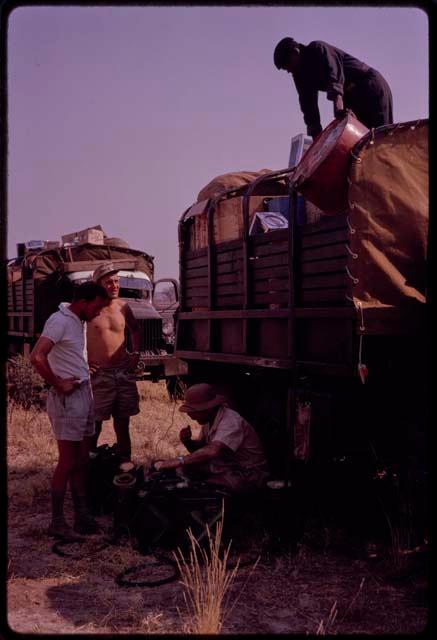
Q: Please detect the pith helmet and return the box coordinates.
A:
[179,384,226,413]
[93,261,119,283]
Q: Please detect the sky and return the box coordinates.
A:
[7,4,428,279]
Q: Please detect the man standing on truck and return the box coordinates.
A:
[273,37,393,139]
[30,281,109,538]
[154,383,269,493]
[87,262,141,462]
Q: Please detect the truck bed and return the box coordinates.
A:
[176,214,358,376]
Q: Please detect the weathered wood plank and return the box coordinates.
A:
[252,240,289,258]
[253,278,289,293]
[301,243,348,262]
[175,349,294,369]
[301,257,348,275]
[251,228,289,246]
[250,253,289,270]
[215,283,243,296]
[302,215,348,236]
[216,260,244,275]
[185,285,209,297]
[185,254,209,269]
[253,291,289,305]
[215,272,242,286]
[215,238,243,253]
[301,272,348,290]
[184,296,209,307]
[300,288,353,304]
[301,228,349,249]
[183,265,208,279]
[215,294,244,307]
[183,275,208,288]
[184,247,208,260]
[215,249,243,265]
[252,265,289,281]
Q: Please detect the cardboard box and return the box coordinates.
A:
[62,226,104,246]
[44,241,61,250]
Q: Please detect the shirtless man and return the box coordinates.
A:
[87,262,141,460]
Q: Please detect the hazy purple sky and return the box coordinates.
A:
[7,5,428,278]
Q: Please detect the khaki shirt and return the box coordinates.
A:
[201,405,269,492]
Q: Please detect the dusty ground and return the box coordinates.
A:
[6,381,429,635]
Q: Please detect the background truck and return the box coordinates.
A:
[174,118,428,537]
[7,226,186,379]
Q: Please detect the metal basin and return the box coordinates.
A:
[293,112,369,215]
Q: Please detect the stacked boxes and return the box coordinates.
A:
[62,226,105,246]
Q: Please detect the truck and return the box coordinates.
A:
[174,117,429,539]
[7,226,187,380]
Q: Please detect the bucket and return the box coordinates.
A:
[292,111,369,215]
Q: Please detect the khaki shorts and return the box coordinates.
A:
[47,381,95,441]
[91,362,140,422]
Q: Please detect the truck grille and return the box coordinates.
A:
[125,318,163,353]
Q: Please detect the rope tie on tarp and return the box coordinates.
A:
[345,244,358,259]
[346,216,356,234]
[349,149,362,163]
[387,123,401,137]
[345,266,359,285]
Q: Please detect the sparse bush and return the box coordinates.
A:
[7,354,46,410]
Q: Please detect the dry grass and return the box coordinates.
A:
[6,373,428,635]
[174,506,247,634]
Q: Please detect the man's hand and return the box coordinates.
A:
[333,94,345,119]
[88,362,100,376]
[154,458,181,471]
[55,378,81,395]
[179,425,192,445]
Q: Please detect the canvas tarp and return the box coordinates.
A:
[24,243,154,280]
[188,169,292,249]
[197,169,273,201]
[347,120,428,314]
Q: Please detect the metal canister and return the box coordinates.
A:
[293,112,369,215]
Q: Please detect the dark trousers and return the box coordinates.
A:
[345,69,393,129]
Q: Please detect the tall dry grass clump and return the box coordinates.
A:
[7,354,45,411]
[174,507,240,634]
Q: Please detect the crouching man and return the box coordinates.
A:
[154,383,269,493]
[30,282,109,538]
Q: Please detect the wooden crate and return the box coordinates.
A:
[190,196,265,249]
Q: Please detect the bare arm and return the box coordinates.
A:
[30,337,80,394]
[154,440,227,471]
[180,425,206,453]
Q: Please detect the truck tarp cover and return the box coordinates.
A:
[348,120,428,311]
[197,169,273,201]
[27,244,154,280]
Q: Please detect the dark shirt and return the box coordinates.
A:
[293,40,372,135]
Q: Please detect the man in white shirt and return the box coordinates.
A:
[154,383,269,493]
[30,281,109,538]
